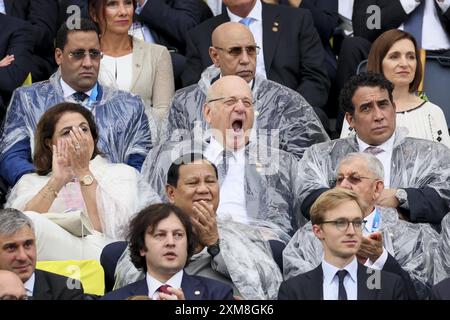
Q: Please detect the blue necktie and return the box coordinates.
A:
[72,92,88,103]
[403,1,425,48]
[239,17,253,27]
[336,270,348,300]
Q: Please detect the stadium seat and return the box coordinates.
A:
[36,260,105,296]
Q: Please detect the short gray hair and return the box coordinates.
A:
[0,209,34,236]
[338,152,384,180]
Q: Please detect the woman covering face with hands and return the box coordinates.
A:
[5,102,154,261]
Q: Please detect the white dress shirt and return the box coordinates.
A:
[227,0,267,79]
[204,137,248,223]
[0,0,5,14]
[132,0,156,44]
[362,208,389,270]
[24,272,35,298]
[338,0,354,35]
[357,133,395,188]
[60,78,94,103]
[146,270,183,300]
[322,257,358,300]
[399,0,450,50]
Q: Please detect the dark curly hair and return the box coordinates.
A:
[339,72,394,115]
[127,203,198,273]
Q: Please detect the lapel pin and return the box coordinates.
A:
[274,22,279,26]
[194,290,201,296]
[272,24,278,32]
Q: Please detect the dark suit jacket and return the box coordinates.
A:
[278,262,407,300]
[4,0,59,81]
[33,269,85,300]
[431,277,450,300]
[101,272,234,300]
[136,0,212,55]
[353,0,450,43]
[181,1,330,109]
[0,13,34,119]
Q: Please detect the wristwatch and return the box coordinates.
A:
[395,189,408,206]
[207,239,220,258]
[79,174,94,186]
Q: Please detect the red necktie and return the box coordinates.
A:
[157,284,172,295]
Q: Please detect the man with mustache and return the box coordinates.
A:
[298,72,450,227]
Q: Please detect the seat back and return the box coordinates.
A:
[36,260,105,296]
[422,54,450,128]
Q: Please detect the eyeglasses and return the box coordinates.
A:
[67,49,103,60]
[214,45,260,56]
[0,294,29,300]
[320,219,366,232]
[207,96,254,108]
[334,174,379,185]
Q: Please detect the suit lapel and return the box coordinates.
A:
[181,273,203,300]
[308,264,324,300]
[357,263,377,300]
[261,3,281,73]
[129,279,149,296]
[130,39,145,92]
[4,0,14,14]
[32,270,53,300]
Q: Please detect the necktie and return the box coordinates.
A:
[336,270,348,300]
[72,91,88,103]
[403,1,425,47]
[239,17,253,27]
[364,146,384,156]
[216,150,233,186]
[157,284,172,295]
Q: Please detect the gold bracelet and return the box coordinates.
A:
[46,185,59,198]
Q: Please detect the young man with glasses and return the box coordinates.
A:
[278,188,408,300]
[0,18,153,189]
[284,152,431,299]
[163,21,329,160]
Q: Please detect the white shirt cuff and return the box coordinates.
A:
[400,0,421,14]
[364,247,388,270]
[436,0,450,13]
[135,0,148,14]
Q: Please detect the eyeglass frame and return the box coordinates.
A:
[333,173,379,186]
[206,96,255,108]
[65,49,103,60]
[319,218,367,232]
[213,45,261,57]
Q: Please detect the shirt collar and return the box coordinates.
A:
[363,207,377,234]
[24,272,35,297]
[146,270,184,298]
[60,78,94,99]
[356,131,395,153]
[226,0,262,22]
[322,257,358,285]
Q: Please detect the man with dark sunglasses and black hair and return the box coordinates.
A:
[0,18,153,190]
[162,21,329,160]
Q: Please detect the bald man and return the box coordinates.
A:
[144,74,302,234]
[0,270,27,300]
[161,22,329,160]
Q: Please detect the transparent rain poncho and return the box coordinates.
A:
[297,128,450,225]
[0,71,153,171]
[160,65,329,159]
[283,207,443,299]
[113,218,284,300]
[140,138,301,235]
